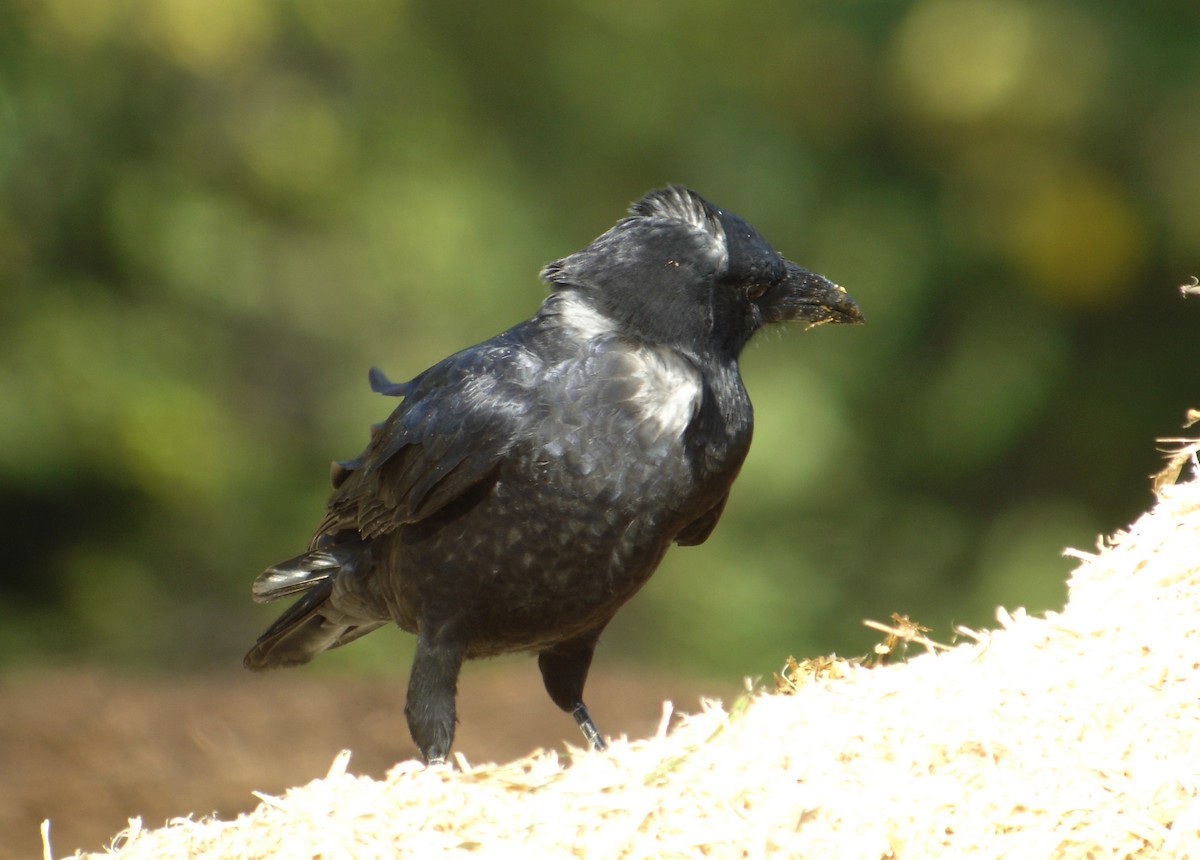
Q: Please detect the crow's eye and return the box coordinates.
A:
[746,284,768,301]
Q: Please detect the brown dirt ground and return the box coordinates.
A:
[1,662,735,860]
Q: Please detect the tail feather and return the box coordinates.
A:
[244,543,386,671]
[251,548,347,603]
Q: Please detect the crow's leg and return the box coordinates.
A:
[538,630,607,752]
[569,702,605,752]
[404,624,466,765]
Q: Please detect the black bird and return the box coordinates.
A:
[245,186,863,763]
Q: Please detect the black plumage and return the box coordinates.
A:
[245,186,863,763]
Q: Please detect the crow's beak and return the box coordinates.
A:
[765,261,864,329]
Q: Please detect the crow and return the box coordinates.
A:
[244,186,863,764]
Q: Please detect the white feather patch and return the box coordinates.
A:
[557,294,618,340]
[629,346,703,438]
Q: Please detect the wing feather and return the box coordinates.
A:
[314,340,537,542]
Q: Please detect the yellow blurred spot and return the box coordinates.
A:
[135,0,273,74]
[1009,173,1145,305]
[892,0,1106,126]
[943,147,1146,306]
[893,0,1033,121]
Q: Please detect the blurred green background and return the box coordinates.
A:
[1,0,1197,681]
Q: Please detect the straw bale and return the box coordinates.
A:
[49,454,1200,859]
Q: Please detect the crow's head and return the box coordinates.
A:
[541,185,862,358]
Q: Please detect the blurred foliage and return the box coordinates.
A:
[1,0,1198,679]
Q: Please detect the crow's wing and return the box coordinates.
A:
[673,492,729,546]
[314,340,539,543]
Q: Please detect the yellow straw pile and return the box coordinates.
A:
[55,452,1200,859]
